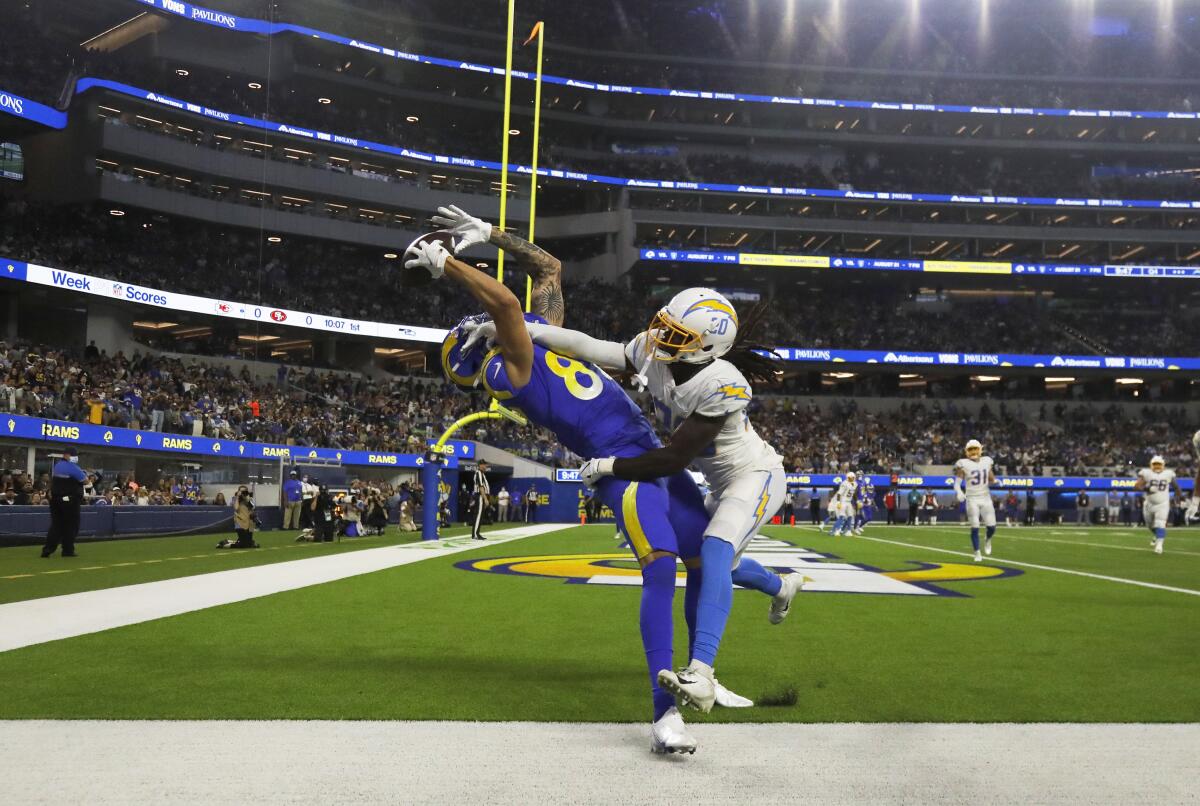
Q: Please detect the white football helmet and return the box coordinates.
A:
[645,288,739,364]
[965,439,983,459]
[1150,455,1165,471]
[846,471,857,482]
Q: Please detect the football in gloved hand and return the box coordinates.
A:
[399,230,458,287]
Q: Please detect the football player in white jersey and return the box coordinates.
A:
[491,288,803,713]
[1135,455,1183,555]
[954,439,997,562]
[831,472,858,536]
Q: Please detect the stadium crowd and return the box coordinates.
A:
[758,397,1197,477]
[0,335,1195,480]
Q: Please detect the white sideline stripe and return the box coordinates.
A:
[854,534,1200,597]
[1005,532,1200,558]
[0,721,1196,805]
[0,524,570,653]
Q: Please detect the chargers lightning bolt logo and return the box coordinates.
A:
[711,384,751,402]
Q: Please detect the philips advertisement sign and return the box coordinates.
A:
[65,77,1200,214]
[771,348,1200,371]
[1,413,452,469]
[139,0,1200,123]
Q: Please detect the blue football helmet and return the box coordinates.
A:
[441,313,493,390]
[440,312,548,391]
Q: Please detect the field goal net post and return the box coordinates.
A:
[422,400,527,541]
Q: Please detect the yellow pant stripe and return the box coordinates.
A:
[621,482,653,560]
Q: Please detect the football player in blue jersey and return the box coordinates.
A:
[853,476,874,535]
[406,210,791,753]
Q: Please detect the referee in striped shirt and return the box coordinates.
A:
[470,461,490,540]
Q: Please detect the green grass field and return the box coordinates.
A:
[0,523,1197,723]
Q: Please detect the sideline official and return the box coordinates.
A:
[470,461,490,540]
[42,447,86,558]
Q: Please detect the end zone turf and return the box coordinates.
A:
[0,524,1196,723]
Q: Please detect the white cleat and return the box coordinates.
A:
[713,678,754,708]
[974,550,982,562]
[657,663,716,714]
[984,539,992,556]
[818,522,826,532]
[650,706,696,755]
[769,572,807,625]
[853,528,863,536]
[1154,540,1164,555]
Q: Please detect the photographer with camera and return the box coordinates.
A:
[311,485,336,542]
[231,486,259,548]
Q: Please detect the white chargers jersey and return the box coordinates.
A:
[954,456,995,499]
[1138,467,1176,507]
[834,480,857,504]
[627,332,782,493]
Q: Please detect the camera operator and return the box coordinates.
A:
[311,485,335,542]
[365,492,388,535]
[231,486,259,548]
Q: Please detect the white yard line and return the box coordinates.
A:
[0,721,1195,805]
[852,533,1200,597]
[0,524,569,653]
[1004,532,1200,558]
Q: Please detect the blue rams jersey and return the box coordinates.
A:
[481,344,661,460]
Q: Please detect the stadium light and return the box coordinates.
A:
[175,69,189,77]
[267,236,282,243]
[406,115,419,123]
[509,129,521,136]
[476,262,489,269]
[383,253,398,260]
[656,276,670,282]
[317,97,332,105]
[972,375,1002,383]
[248,82,262,90]
[108,209,125,217]
[1115,378,1145,385]
[1045,376,1076,383]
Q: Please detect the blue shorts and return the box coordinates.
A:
[597,471,707,563]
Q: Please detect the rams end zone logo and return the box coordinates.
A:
[456,537,1021,597]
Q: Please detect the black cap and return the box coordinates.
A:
[61,447,76,457]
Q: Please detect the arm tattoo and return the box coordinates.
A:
[490,228,565,325]
[489,229,562,282]
[534,282,565,326]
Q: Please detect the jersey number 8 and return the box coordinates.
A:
[546,353,602,401]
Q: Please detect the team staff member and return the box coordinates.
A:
[41,447,86,558]
[470,461,491,540]
[282,470,303,530]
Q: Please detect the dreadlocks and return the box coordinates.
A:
[725,301,784,386]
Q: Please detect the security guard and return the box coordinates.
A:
[42,447,87,558]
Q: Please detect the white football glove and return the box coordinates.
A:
[430,205,492,253]
[1186,496,1199,522]
[579,457,616,487]
[955,492,966,504]
[404,240,450,280]
[460,319,499,355]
